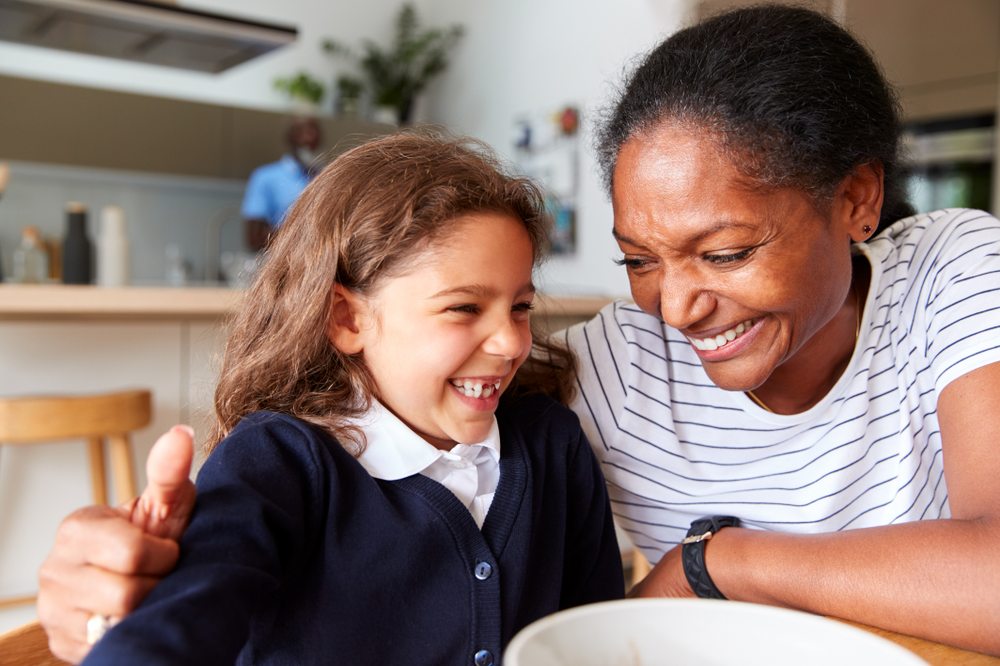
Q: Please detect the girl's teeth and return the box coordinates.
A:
[451,379,502,398]
[688,320,754,352]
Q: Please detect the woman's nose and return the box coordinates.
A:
[658,269,713,331]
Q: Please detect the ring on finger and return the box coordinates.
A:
[86,614,115,645]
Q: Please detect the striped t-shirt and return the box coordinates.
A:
[563,208,1000,562]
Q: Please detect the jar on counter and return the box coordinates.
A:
[96,205,130,287]
[11,226,50,283]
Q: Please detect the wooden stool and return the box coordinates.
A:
[0,620,62,666]
[0,388,152,609]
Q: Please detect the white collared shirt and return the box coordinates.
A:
[349,400,501,529]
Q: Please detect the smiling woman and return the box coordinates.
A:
[562,4,1000,656]
[610,121,871,408]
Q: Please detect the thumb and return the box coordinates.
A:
[129,425,197,540]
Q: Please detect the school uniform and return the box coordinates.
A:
[82,391,624,665]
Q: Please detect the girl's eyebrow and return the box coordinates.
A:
[430,282,536,299]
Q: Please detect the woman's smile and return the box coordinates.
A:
[686,318,764,361]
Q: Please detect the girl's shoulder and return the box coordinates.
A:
[498,390,579,428]
[205,411,359,482]
[497,391,591,459]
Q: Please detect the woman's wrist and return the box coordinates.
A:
[702,525,756,602]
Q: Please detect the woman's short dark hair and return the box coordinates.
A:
[597,4,914,230]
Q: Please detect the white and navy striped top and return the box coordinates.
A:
[563,208,1000,563]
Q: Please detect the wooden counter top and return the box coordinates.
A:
[0,284,242,320]
[0,284,616,321]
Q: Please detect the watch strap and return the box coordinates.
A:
[681,515,740,599]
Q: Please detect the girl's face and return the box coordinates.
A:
[611,121,858,393]
[349,212,535,449]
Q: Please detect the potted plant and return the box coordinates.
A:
[323,3,463,125]
[274,71,326,114]
[335,75,365,116]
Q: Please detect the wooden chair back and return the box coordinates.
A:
[0,389,151,609]
[0,620,62,666]
[0,388,151,504]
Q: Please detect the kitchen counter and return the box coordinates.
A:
[0,284,615,325]
[0,284,241,320]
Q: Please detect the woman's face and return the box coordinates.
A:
[611,121,856,393]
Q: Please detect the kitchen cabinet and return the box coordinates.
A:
[0,74,389,179]
[845,0,998,121]
[691,0,999,121]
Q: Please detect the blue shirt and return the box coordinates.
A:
[240,155,310,228]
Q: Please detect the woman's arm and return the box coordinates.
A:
[78,418,321,665]
[633,361,1000,655]
[37,427,197,663]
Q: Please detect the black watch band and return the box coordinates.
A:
[681,515,741,599]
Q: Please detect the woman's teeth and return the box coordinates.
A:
[688,320,754,351]
[451,379,502,398]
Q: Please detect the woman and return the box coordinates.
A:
[36,4,1000,660]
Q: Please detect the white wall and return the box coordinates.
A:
[418,0,692,298]
[0,0,401,113]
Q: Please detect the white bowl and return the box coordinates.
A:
[504,599,927,666]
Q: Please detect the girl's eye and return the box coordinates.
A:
[512,301,535,316]
[448,304,480,314]
[704,247,755,264]
[613,256,654,272]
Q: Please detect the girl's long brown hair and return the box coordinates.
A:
[209,131,576,454]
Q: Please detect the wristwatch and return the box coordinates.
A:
[681,515,741,599]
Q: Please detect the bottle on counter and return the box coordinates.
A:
[165,243,189,286]
[61,202,93,284]
[11,226,50,284]
[96,205,130,287]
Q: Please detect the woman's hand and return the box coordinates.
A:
[627,544,695,598]
[36,426,197,663]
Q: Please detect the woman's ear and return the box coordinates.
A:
[326,284,368,354]
[839,161,885,242]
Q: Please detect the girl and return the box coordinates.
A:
[81,133,623,665]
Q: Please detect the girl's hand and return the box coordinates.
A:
[36,426,197,663]
[627,544,696,598]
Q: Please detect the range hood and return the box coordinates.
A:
[0,0,297,73]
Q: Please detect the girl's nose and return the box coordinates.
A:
[484,316,530,360]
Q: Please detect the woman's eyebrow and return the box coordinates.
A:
[614,220,758,248]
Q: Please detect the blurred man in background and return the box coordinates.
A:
[242,116,321,251]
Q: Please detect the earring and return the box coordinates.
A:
[862,224,872,235]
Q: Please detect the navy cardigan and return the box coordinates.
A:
[83,392,624,665]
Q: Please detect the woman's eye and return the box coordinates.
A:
[705,247,754,264]
[613,256,653,272]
